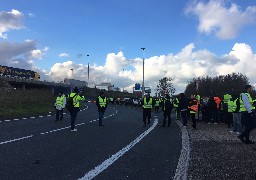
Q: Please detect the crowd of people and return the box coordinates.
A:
[53,85,255,144]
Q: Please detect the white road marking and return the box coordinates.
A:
[173,120,190,180]
[22,118,27,120]
[78,119,158,180]
[0,135,33,145]
[30,117,35,119]
[39,116,43,118]
[47,115,51,117]
[14,119,19,121]
[4,120,11,122]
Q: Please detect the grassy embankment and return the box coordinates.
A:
[0,80,138,119]
[0,88,56,119]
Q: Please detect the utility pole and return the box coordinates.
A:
[141,48,145,99]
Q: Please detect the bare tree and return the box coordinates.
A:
[156,77,176,97]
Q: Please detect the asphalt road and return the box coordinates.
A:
[0,104,182,180]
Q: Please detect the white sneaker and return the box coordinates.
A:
[208,122,211,124]
[71,129,77,132]
[214,122,218,125]
[236,132,241,135]
[229,130,233,133]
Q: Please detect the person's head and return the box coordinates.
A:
[180,93,185,98]
[100,91,105,97]
[245,85,252,92]
[58,91,64,96]
[165,94,170,99]
[74,87,79,93]
[190,94,195,99]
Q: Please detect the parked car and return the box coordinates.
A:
[132,98,140,106]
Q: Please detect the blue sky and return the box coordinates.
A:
[0,0,256,93]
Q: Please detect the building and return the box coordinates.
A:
[64,78,88,87]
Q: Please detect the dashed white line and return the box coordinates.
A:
[47,115,51,117]
[39,116,43,118]
[4,120,11,122]
[0,135,33,145]
[30,117,35,119]
[14,119,19,121]
[78,119,158,180]
[22,118,27,120]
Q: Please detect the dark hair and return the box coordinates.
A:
[245,85,252,90]
[74,87,79,93]
[100,91,105,95]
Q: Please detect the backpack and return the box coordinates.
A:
[66,94,77,111]
[165,99,173,111]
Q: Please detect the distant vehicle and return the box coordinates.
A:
[124,98,132,105]
[0,65,40,80]
[64,78,88,87]
[132,98,140,106]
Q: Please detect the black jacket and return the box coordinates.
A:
[207,98,217,111]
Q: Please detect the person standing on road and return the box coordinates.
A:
[207,96,217,124]
[96,91,108,126]
[238,85,255,144]
[142,93,154,127]
[231,94,242,134]
[179,93,189,127]
[54,91,66,122]
[161,94,173,127]
[188,95,198,129]
[155,98,160,113]
[69,87,85,131]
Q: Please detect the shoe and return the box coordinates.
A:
[236,132,241,135]
[208,122,211,124]
[214,122,218,124]
[238,135,246,143]
[229,130,233,133]
[245,140,255,144]
[143,124,146,127]
[71,129,77,132]
[183,125,187,128]
[99,124,104,126]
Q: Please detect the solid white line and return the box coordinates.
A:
[0,135,33,145]
[173,120,190,180]
[78,119,158,180]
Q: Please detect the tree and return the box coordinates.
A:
[184,73,249,97]
[156,77,176,97]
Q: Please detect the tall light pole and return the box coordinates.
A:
[71,69,73,79]
[87,54,89,81]
[141,48,145,99]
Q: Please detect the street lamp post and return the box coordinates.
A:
[141,48,145,99]
[87,54,89,81]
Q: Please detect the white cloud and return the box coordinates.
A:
[46,42,256,94]
[29,46,48,60]
[0,9,24,39]
[186,0,256,39]
[59,53,69,57]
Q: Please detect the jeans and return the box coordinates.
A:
[143,109,152,125]
[70,108,79,130]
[162,112,171,126]
[56,109,63,122]
[190,113,196,129]
[232,113,242,133]
[99,111,105,125]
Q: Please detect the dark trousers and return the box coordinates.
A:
[143,109,151,125]
[181,110,188,126]
[155,106,159,113]
[99,111,105,125]
[208,111,217,123]
[227,113,233,128]
[240,113,254,141]
[70,108,79,130]
[162,112,171,126]
[190,113,196,129]
[175,108,180,120]
[56,109,63,122]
